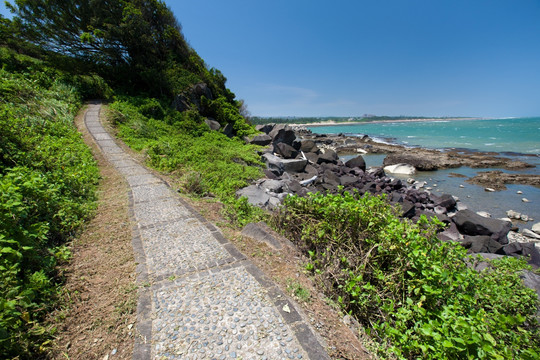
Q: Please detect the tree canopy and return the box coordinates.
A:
[7,0,212,97]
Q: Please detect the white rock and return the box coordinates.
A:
[407,178,416,184]
[426,187,432,190]
[506,210,521,219]
[532,222,540,235]
[414,181,426,189]
[522,229,540,240]
[384,163,417,175]
[456,203,468,211]
[517,190,523,194]
[500,217,513,223]
[485,188,495,192]
[520,214,529,222]
[508,231,528,244]
[477,211,491,218]
[459,184,465,188]
[434,206,447,215]
[356,148,368,154]
[522,198,530,203]
[433,184,437,187]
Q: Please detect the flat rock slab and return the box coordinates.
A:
[241,222,283,250]
[83,104,329,360]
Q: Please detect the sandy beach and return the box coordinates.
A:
[294,117,489,127]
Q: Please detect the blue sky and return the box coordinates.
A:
[2,1,540,117]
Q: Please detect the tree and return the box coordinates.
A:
[9,0,191,95]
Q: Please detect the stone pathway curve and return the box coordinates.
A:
[84,103,330,359]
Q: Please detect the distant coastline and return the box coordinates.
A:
[295,117,489,127]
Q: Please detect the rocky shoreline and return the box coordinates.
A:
[238,123,540,296]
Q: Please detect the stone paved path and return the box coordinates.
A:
[84,104,330,360]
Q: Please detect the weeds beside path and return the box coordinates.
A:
[49,105,136,359]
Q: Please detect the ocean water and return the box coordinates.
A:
[307,117,540,223]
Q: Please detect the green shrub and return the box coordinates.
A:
[201,95,256,138]
[0,66,98,357]
[273,190,540,359]
[61,74,114,100]
[111,97,263,200]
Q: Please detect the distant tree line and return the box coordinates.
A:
[250,115,462,125]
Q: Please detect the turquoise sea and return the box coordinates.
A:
[307,117,540,223]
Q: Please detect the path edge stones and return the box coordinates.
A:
[83,103,330,360]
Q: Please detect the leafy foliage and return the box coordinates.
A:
[0,52,98,357]
[9,0,235,100]
[273,190,540,359]
[109,97,263,201]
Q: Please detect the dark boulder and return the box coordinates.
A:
[345,155,366,171]
[263,169,279,179]
[246,134,272,146]
[400,200,416,218]
[205,118,221,131]
[304,164,319,178]
[501,243,540,268]
[292,138,302,151]
[437,221,462,241]
[317,150,338,164]
[173,82,214,112]
[459,235,503,254]
[262,153,307,174]
[389,178,403,190]
[340,175,358,186]
[366,167,385,178]
[323,170,341,187]
[304,152,319,164]
[236,185,270,207]
[274,143,299,159]
[223,123,234,138]
[520,271,540,298]
[256,124,275,134]
[434,194,457,211]
[390,192,404,203]
[300,140,318,153]
[453,209,511,244]
[269,126,296,146]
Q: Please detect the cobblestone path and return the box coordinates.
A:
[84,104,329,359]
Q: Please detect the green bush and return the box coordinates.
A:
[61,74,114,100]
[111,97,263,200]
[273,190,540,359]
[201,95,256,138]
[0,66,98,357]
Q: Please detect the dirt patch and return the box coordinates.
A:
[47,105,137,360]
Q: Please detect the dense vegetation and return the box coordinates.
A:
[0,47,100,357]
[274,191,540,359]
